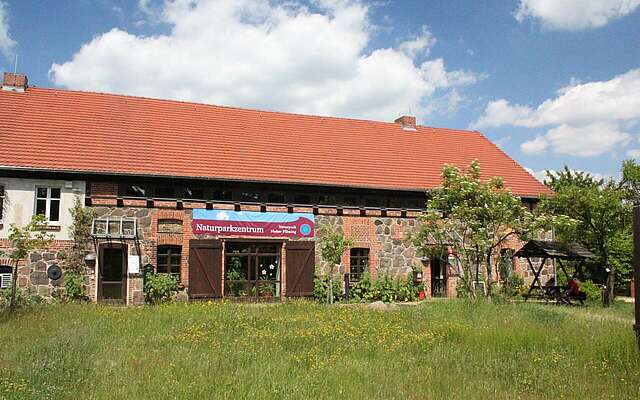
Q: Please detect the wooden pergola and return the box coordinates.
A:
[514,240,594,301]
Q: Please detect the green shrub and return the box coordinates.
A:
[63,271,88,302]
[349,273,373,302]
[395,275,419,302]
[313,275,342,303]
[580,280,602,302]
[370,275,397,303]
[0,287,44,308]
[499,274,524,297]
[144,273,181,305]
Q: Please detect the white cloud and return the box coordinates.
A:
[49,0,479,123]
[525,167,614,184]
[545,122,631,156]
[0,1,15,60]
[520,135,549,155]
[493,135,512,148]
[627,149,640,158]
[473,69,640,157]
[514,0,640,30]
[398,25,436,58]
[471,99,533,130]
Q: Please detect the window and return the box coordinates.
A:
[267,192,286,203]
[157,246,181,278]
[241,191,261,202]
[293,194,311,204]
[343,196,358,207]
[349,248,369,282]
[0,185,4,221]
[35,187,61,223]
[224,243,281,298]
[318,194,337,205]
[499,249,514,281]
[0,266,11,289]
[212,190,232,201]
[183,186,204,200]
[365,197,380,207]
[155,186,175,199]
[123,184,147,197]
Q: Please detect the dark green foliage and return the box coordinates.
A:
[0,287,43,308]
[144,273,180,305]
[348,273,419,303]
[349,274,373,302]
[412,160,565,298]
[66,197,94,274]
[313,275,342,303]
[316,225,353,304]
[541,166,631,303]
[63,271,88,302]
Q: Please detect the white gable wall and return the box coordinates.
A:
[0,177,85,241]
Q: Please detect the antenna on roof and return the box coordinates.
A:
[13,54,18,76]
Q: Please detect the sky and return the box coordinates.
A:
[1,0,639,182]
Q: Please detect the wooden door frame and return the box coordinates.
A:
[97,242,128,301]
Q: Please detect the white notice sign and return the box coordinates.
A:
[128,255,140,274]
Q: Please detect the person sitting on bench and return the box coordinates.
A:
[566,278,587,304]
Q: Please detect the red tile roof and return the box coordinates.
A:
[0,87,551,197]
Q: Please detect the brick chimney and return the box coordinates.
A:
[394,115,416,131]
[2,72,28,92]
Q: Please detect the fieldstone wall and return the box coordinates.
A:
[314,215,424,280]
[0,240,96,301]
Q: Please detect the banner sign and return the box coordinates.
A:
[192,209,315,238]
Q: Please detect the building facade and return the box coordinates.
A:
[0,72,553,304]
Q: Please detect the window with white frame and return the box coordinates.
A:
[35,187,61,223]
[0,266,12,289]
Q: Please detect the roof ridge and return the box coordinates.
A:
[23,86,477,133]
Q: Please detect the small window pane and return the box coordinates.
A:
[49,200,60,222]
[36,199,47,216]
[267,193,286,203]
[318,194,337,205]
[344,196,358,206]
[293,194,311,204]
[241,192,260,202]
[50,188,61,199]
[212,190,232,201]
[155,187,175,198]
[124,185,146,197]
[37,187,48,198]
[184,187,204,199]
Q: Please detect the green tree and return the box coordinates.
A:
[2,214,54,311]
[66,196,94,273]
[63,196,94,301]
[541,166,631,306]
[412,160,568,298]
[317,225,352,304]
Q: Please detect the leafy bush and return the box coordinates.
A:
[63,271,88,302]
[144,273,181,305]
[0,287,43,308]
[395,275,419,302]
[499,274,524,297]
[313,275,342,303]
[349,273,419,303]
[349,273,373,302]
[580,280,602,302]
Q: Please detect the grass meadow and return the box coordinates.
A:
[0,300,638,400]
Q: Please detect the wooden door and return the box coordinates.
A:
[188,239,223,299]
[285,240,315,297]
